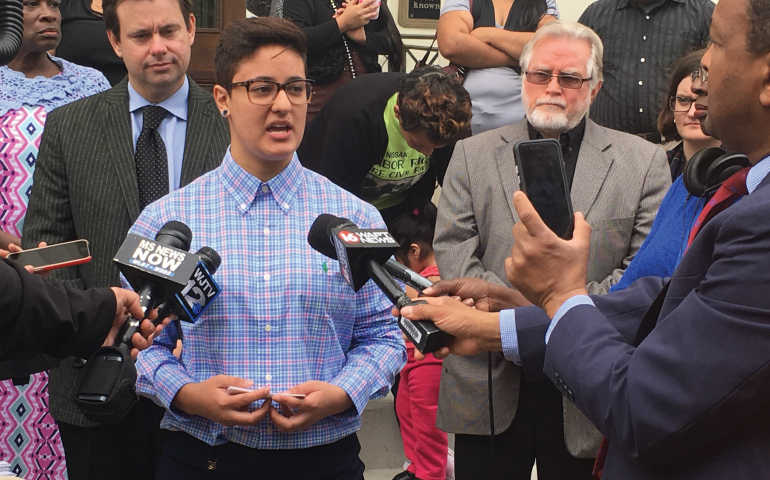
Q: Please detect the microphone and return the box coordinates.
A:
[156,246,222,323]
[112,221,200,348]
[384,258,433,291]
[73,222,200,422]
[308,214,447,354]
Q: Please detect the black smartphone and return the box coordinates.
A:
[7,239,92,272]
[513,139,574,239]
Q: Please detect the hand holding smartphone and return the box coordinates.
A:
[513,139,574,239]
[7,240,92,272]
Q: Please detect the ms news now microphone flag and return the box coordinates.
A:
[308,214,447,354]
[112,221,200,347]
[75,221,203,424]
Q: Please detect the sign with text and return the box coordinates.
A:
[409,0,440,19]
[399,0,439,28]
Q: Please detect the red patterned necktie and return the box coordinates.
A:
[593,167,752,479]
[686,167,751,249]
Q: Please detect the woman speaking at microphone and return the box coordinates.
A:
[128,17,405,480]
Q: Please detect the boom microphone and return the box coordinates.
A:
[308,214,446,354]
[112,221,200,348]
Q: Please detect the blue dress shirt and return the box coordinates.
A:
[132,150,406,449]
[500,154,770,363]
[128,77,189,193]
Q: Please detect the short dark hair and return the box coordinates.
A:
[397,66,472,146]
[215,17,307,88]
[103,0,193,40]
[746,0,770,55]
[385,200,438,265]
[657,49,706,141]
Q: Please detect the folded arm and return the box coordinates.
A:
[469,14,556,62]
[437,11,518,68]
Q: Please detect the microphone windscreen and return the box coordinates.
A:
[156,221,193,251]
[308,214,355,259]
[196,246,221,273]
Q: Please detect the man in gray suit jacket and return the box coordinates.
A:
[21,0,229,478]
[433,21,670,480]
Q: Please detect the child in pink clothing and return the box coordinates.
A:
[387,202,448,480]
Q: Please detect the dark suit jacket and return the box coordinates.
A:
[22,77,229,427]
[516,173,770,479]
[0,258,115,369]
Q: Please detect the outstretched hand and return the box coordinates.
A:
[398,296,502,360]
[2,241,49,276]
[506,191,591,318]
[422,277,531,312]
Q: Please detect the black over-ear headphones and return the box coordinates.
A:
[683,147,751,197]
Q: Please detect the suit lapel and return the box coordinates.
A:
[495,122,529,221]
[181,79,216,186]
[570,120,613,217]
[102,80,142,221]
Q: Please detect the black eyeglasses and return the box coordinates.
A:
[691,69,708,84]
[669,96,698,112]
[524,71,592,89]
[225,77,315,106]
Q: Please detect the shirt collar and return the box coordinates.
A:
[219,149,303,215]
[128,76,189,121]
[527,116,587,153]
[746,154,770,195]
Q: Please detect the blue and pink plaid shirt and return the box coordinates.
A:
[132,150,406,449]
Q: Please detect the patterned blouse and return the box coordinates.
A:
[0,55,110,237]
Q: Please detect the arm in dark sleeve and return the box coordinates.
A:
[543,205,770,465]
[22,109,84,289]
[283,0,345,53]
[0,258,115,365]
[517,276,667,381]
[358,13,394,55]
[303,105,382,198]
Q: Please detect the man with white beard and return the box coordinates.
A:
[432,20,671,480]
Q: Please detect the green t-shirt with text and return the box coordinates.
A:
[366,93,431,210]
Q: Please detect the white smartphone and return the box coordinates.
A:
[226,386,306,399]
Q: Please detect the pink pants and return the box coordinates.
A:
[396,347,448,480]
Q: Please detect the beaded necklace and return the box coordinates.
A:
[330,0,357,79]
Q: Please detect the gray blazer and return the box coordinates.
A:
[22,77,230,427]
[433,118,670,457]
